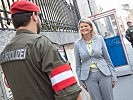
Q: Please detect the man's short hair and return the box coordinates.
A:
[11,12,33,29]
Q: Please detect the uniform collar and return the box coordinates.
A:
[16,29,36,35]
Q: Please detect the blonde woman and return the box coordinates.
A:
[74,18,117,100]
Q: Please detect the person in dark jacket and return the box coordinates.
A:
[125,21,133,47]
[0,0,81,100]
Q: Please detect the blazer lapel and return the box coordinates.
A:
[91,36,96,55]
[80,39,90,55]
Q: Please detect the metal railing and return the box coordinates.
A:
[0,0,80,32]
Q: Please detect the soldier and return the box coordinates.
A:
[0,0,81,100]
[125,21,133,47]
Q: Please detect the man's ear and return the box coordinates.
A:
[32,12,37,21]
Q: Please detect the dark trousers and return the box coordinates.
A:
[130,41,133,47]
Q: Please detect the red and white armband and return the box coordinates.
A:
[50,64,77,92]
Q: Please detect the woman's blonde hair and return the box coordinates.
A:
[78,18,97,38]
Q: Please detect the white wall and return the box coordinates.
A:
[64,44,79,81]
[76,0,92,18]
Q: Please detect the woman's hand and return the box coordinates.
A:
[77,94,82,100]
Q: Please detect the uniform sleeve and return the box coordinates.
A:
[101,36,117,82]
[33,36,81,100]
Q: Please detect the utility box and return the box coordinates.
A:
[104,36,127,67]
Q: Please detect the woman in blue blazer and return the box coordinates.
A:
[74,18,117,100]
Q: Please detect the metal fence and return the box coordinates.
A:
[0,0,80,32]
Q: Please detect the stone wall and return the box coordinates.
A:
[0,30,15,53]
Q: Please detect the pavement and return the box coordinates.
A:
[114,74,133,100]
[113,37,133,100]
[122,37,133,67]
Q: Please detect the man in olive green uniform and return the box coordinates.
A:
[0,1,81,100]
